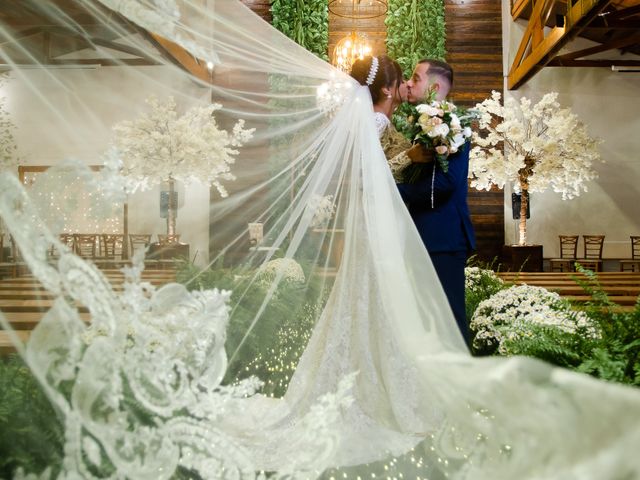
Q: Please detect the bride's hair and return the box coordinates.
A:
[350,55,402,104]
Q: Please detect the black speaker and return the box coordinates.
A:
[511,192,530,220]
[160,190,179,219]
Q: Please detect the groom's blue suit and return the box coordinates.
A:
[397,142,476,343]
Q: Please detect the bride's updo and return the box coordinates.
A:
[350,55,402,104]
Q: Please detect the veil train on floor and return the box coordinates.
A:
[0,1,639,479]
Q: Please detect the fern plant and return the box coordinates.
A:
[0,355,64,478]
[468,263,640,387]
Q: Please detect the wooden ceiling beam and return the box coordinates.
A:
[548,59,640,66]
[147,33,210,83]
[0,27,43,47]
[507,0,612,90]
[0,58,160,68]
[604,4,640,21]
[552,31,640,61]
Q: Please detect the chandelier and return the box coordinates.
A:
[328,0,388,19]
[333,32,372,72]
[330,1,387,72]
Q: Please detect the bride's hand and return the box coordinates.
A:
[407,144,434,164]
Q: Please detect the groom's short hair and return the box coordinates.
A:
[418,59,453,86]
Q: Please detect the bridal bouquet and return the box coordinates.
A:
[395,91,476,181]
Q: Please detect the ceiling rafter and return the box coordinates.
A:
[507,0,640,89]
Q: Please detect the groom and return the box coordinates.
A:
[397,59,476,344]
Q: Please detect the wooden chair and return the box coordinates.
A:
[0,234,13,278]
[129,234,152,258]
[73,234,98,259]
[101,234,125,260]
[49,233,74,258]
[157,234,181,245]
[620,236,640,272]
[577,235,605,272]
[548,235,578,272]
[0,235,22,278]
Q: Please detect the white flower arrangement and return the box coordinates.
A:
[113,96,254,196]
[465,266,504,294]
[258,257,306,285]
[308,194,336,229]
[0,76,18,173]
[469,91,602,245]
[471,284,599,355]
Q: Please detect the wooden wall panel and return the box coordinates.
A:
[240,0,272,22]
[446,0,505,262]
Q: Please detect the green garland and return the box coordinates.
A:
[385,0,446,77]
[271,0,329,61]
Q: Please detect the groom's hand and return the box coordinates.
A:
[407,144,434,164]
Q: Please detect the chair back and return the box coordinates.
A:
[129,234,151,257]
[50,233,74,258]
[101,234,125,259]
[158,234,180,245]
[631,236,640,260]
[73,234,97,259]
[9,235,22,262]
[583,235,605,259]
[558,235,578,259]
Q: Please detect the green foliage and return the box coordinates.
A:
[466,263,640,387]
[464,261,509,325]
[569,266,640,386]
[497,321,597,369]
[177,260,328,397]
[271,0,329,61]
[0,355,64,478]
[385,0,446,78]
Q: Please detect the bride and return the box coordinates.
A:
[1,1,639,479]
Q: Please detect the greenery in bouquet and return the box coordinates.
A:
[394,89,476,182]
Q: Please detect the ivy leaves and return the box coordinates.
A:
[385,0,446,77]
[271,0,329,61]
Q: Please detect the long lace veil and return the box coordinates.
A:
[0,1,639,479]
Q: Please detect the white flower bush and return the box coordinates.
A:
[465,266,504,294]
[257,257,306,285]
[0,76,18,173]
[471,284,599,355]
[113,95,254,196]
[469,91,601,245]
[308,194,336,229]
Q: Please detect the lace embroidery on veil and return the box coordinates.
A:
[0,1,640,479]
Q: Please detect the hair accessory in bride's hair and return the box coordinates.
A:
[365,57,379,86]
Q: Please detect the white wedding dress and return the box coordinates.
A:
[1,1,640,479]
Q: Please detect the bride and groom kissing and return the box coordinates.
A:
[351,56,476,343]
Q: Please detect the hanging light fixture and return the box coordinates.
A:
[333,32,372,72]
[329,0,387,73]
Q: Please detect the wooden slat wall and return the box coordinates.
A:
[240,0,505,262]
[446,0,505,262]
[446,0,504,106]
[240,0,272,22]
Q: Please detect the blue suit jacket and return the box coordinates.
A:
[397,143,476,254]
